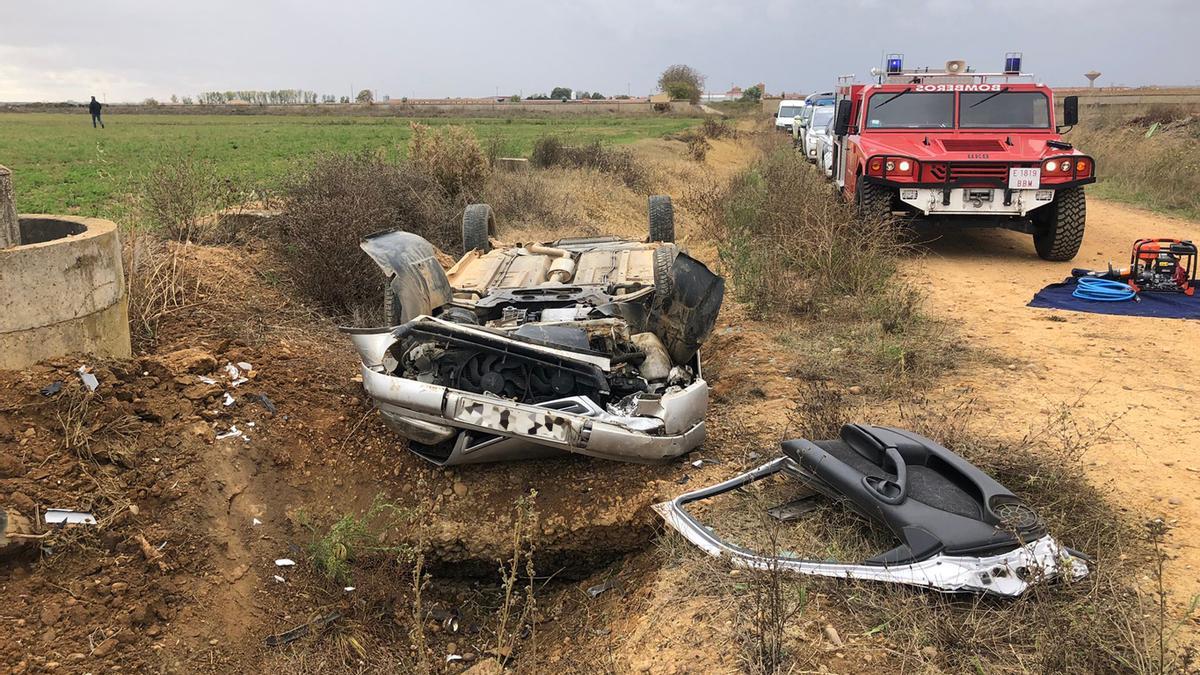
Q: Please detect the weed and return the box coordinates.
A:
[686,134,710,162]
[306,496,410,586]
[493,490,539,665]
[483,170,567,230]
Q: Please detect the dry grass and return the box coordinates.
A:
[708,134,959,394]
[530,136,651,192]
[1071,103,1200,217]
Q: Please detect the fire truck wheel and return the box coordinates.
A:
[856,180,893,222]
[648,195,675,243]
[1032,187,1085,261]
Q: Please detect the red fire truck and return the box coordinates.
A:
[830,54,1094,260]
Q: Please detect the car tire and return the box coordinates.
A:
[648,195,674,243]
[462,203,496,253]
[855,179,893,222]
[1032,187,1085,261]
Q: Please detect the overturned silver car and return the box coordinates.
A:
[345,197,724,466]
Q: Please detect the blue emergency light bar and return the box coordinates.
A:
[1004,52,1022,74]
[886,54,904,74]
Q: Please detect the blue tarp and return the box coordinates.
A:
[1028,278,1200,319]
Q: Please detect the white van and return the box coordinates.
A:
[774,99,805,132]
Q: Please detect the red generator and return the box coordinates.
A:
[1128,238,1197,296]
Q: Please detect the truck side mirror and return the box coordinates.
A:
[833,100,852,136]
[1060,96,1079,130]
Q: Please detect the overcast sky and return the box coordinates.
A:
[2,0,1196,102]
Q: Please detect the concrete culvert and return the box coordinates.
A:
[0,166,131,369]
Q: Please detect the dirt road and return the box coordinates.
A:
[913,198,1200,602]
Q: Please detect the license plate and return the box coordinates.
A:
[1008,167,1040,190]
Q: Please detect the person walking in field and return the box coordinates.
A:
[89,96,104,128]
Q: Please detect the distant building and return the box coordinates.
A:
[701,85,750,102]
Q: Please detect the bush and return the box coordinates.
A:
[408,123,492,202]
[529,136,650,191]
[275,152,457,318]
[141,154,237,242]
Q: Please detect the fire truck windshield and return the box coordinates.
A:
[959,91,1050,128]
[865,91,953,129]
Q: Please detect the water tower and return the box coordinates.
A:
[1085,71,1101,88]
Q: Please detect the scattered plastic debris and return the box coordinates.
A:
[77,367,99,392]
[446,655,463,663]
[40,381,63,396]
[273,575,286,583]
[690,458,721,468]
[197,375,217,385]
[586,579,616,598]
[264,611,341,647]
[252,517,262,526]
[222,392,235,407]
[44,509,97,526]
[344,586,355,592]
[274,558,296,567]
[237,362,253,372]
[216,426,244,440]
[252,393,277,415]
[223,363,240,380]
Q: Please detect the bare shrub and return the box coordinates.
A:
[141,153,237,242]
[700,117,735,139]
[408,122,491,202]
[122,227,202,350]
[275,151,457,318]
[530,136,650,191]
[686,135,710,162]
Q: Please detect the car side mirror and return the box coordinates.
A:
[1059,96,1079,131]
[772,112,778,118]
[834,100,852,136]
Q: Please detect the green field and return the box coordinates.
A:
[0,113,699,218]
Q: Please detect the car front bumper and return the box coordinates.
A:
[357,360,708,465]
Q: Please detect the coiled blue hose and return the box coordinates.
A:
[1073,277,1137,302]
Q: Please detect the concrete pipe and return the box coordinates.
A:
[0,215,132,370]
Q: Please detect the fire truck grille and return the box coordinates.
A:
[948,163,1009,181]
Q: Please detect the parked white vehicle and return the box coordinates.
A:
[802,105,835,163]
[816,117,836,178]
[774,99,804,132]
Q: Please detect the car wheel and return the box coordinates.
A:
[462,203,496,253]
[648,195,675,243]
[1032,187,1085,261]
